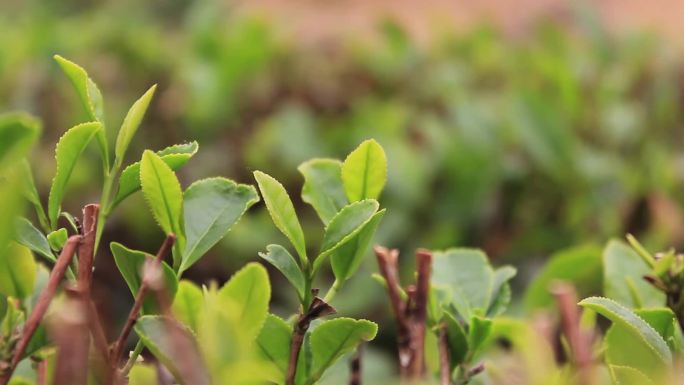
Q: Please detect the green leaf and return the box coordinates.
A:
[468,315,492,358]
[0,113,41,169]
[432,248,494,319]
[308,318,378,381]
[253,171,307,262]
[172,280,203,332]
[259,244,306,300]
[313,200,379,273]
[487,265,517,317]
[53,55,108,166]
[579,297,672,364]
[140,150,185,266]
[114,84,157,166]
[603,240,664,308]
[112,142,198,209]
[0,243,37,299]
[256,314,292,384]
[47,228,68,251]
[0,295,6,324]
[135,315,211,385]
[636,308,684,352]
[443,311,468,367]
[298,159,348,224]
[341,139,387,202]
[330,209,385,281]
[110,242,178,313]
[14,218,54,262]
[128,364,158,385]
[217,263,270,339]
[20,160,48,230]
[47,122,101,228]
[181,178,259,274]
[524,244,602,310]
[609,365,655,385]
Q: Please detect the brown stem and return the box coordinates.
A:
[437,324,451,385]
[87,299,114,385]
[110,234,175,368]
[51,285,90,385]
[0,235,81,385]
[285,294,336,385]
[36,360,47,385]
[410,249,431,378]
[349,344,363,385]
[552,282,593,385]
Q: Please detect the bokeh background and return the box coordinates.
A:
[3,0,684,381]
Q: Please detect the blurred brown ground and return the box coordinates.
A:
[237,0,684,46]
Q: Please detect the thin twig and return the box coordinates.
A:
[437,324,451,385]
[349,344,363,385]
[0,235,82,385]
[410,249,432,378]
[552,282,593,385]
[110,234,175,368]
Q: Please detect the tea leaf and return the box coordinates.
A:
[609,365,655,385]
[259,244,306,299]
[47,121,101,228]
[256,314,292,383]
[579,297,672,363]
[253,171,307,262]
[46,228,68,251]
[298,158,347,224]
[14,217,54,262]
[486,265,517,317]
[217,263,270,339]
[309,318,377,381]
[443,311,468,366]
[0,113,41,169]
[0,243,37,299]
[114,84,157,167]
[603,240,664,308]
[468,315,492,358]
[172,280,203,332]
[341,139,387,202]
[313,199,379,273]
[113,141,198,209]
[181,177,259,274]
[330,209,385,281]
[110,242,178,313]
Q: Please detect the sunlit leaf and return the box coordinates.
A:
[217,263,270,339]
[341,139,387,202]
[298,158,347,224]
[114,84,157,166]
[259,244,306,300]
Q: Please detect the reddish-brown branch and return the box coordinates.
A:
[51,285,90,385]
[110,234,175,368]
[349,344,363,385]
[35,360,47,385]
[410,249,432,378]
[0,235,82,385]
[437,324,451,385]
[552,282,593,385]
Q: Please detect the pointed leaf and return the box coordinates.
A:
[113,142,198,209]
[298,159,347,224]
[259,244,306,299]
[603,240,664,308]
[443,311,468,366]
[579,297,672,363]
[341,139,387,202]
[46,228,68,251]
[0,243,37,299]
[256,314,292,383]
[47,122,101,228]
[14,218,54,262]
[181,177,259,273]
[115,84,157,165]
[217,263,270,339]
[253,171,307,261]
[468,315,492,358]
[172,280,203,332]
[110,242,178,313]
[134,315,211,385]
[487,265,516,317]
[330,209,385,281]
[309,318,378,381]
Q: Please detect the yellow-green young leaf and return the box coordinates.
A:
[341,139,387,202]
[487,265,517,317]
[0,243,37,299]
[610,365,655,385]
[46,228,68,251]
[432,248,494,320]
[259,244,306,300]
[113,142,198,209]
[313,200,379,273]
[181,178,259,274]
[134,315,211,385]
[468,315,492,358]
[330,209,385,281]
[253,171,307,262]
[298,159,348,224]
[140,150,185,265]
[14,218,54,262]
[110,242,178,314]
[53,55,108,166]
[172,280,203,332]
[443,311,468,366]
[0,295,6,323]
[47,122,101,228]
[579,297,672,363]
[218,263,270,339]
[128,364,157,385]
[309,318,378,381]
[0,113,41,169]
[603,240,664,308]
[524,244,602,310]
[114,84,157,166]
[256,314,292,383]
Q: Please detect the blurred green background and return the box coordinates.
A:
[3,0,684,380]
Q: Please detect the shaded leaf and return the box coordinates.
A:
[298,159,347,224]
[14,218,54,262]
[330,209,385,282]
[603,240,664,308]
[341,139,387,202]
[0,113,41,169]
[487,265,516,317]
[0,243,37,299]
[259,244,306,299]
[256,314,292,384]
[443,311,468,366]
[468,316,492,358]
